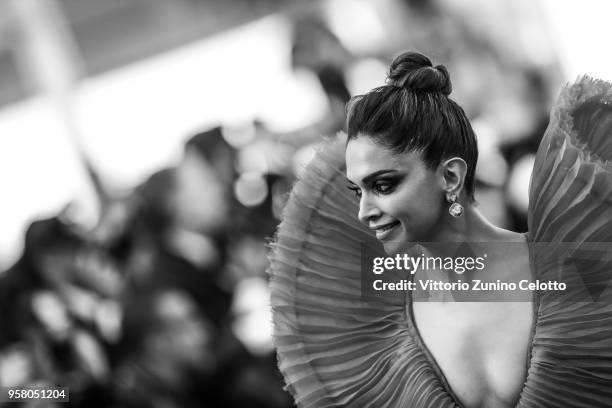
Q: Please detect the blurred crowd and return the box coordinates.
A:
[0,0,565,406]
[0,126,291,407]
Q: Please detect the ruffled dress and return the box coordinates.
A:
[268,77,612,407]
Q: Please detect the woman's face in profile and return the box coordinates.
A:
[345,136,444,254]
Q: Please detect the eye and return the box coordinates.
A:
[347,186,362,199]
[374,181,395,194]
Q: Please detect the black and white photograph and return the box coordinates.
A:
[0,0,611,407]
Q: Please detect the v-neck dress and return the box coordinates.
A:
[268,76,612,407]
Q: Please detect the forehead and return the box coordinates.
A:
[345,136,420,183]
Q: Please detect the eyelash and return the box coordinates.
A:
[347,180,396,199]
[348,186,362,198]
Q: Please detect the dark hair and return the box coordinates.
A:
[346,51,478,202]
[185,126,236,185]
[185,127,233,166]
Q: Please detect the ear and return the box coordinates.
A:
[440,157,467,196]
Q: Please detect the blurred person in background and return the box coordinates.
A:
[109,127,290,407]
[291,15,352,138]
[0,214,122,406]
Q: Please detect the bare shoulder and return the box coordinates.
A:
[490,227,528,243]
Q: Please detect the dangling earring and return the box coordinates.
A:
[446,192,464,217]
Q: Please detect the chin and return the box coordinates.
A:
[382,240,408,256]
[381,241,398,256]
[381,235,419,256]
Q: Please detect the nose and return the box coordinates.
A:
[357,194,382,225]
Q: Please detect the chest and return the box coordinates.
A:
[412,300,533,408]
[409,243,534,408]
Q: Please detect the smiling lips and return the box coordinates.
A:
[371,221,400,239]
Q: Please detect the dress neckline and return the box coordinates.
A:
[404,232,539,408]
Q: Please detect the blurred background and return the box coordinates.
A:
[0,0,610,406]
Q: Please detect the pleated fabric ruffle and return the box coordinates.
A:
[522,76,612,407]
[268,135,459,407]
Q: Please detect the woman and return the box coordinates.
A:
[269,51,612,407]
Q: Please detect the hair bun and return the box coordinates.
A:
[387,52,452,96]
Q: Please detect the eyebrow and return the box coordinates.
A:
[347,169,398,186]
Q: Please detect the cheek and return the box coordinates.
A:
[387,183,443,225]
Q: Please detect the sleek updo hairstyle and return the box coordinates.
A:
[346,51,478,202]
